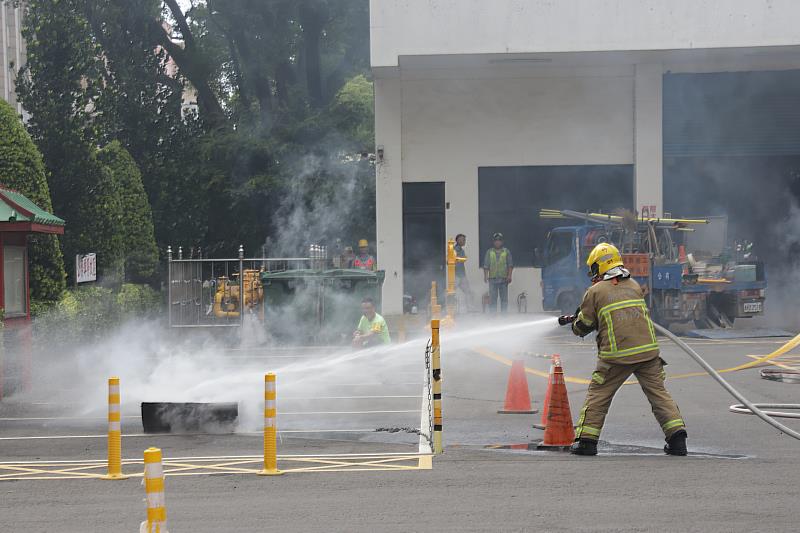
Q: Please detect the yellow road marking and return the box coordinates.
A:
[745,354,800,372]
[475,331,800,384]
[472,347,592,385]
[0,454,432,481]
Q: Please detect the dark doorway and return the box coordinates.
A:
[403,182,446,307]
[478,165,634,266]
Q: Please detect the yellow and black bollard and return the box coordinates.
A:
[430,281,442,321]
[141,447,168,533]
[258,373,283,476]
[102,376,127,480]
[431,319,444,454]
[442,238,466,327]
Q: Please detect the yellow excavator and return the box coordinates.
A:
[212,269,264,318]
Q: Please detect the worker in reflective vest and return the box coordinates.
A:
[482,232,513,313]
[564,242,687,457]
[353,239,376,271]
[352,297,391,348]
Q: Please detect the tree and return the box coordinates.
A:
[18,0,126,282]
[330,74,375,152]
[62,148,126,283]
[0,99,67,307]
[98,142,159,282]
[18,0,376,260]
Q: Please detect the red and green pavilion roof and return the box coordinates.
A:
[0,185,64,234]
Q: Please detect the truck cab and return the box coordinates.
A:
[535,226,591,314]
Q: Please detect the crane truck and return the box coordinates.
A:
[532,209,766,329]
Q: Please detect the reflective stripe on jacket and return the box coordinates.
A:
[572,277,659,364]
[353,254,375,270]
[485,249,509,279]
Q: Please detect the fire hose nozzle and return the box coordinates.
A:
[557,315,576,326]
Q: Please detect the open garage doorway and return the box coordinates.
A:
[663,70,800,328]
[402,182,446,310]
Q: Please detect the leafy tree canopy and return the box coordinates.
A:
[0,99,66,307]
[18,0,375,268]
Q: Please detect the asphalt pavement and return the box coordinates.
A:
[2,314,800,532]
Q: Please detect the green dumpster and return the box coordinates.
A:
[260,270,322,344]
[320,269,385,344]
[260,269,385,345]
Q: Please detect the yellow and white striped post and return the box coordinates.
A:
[102,376,127,480]
[431,319,443,454]
[258,373,282,476]
[430,281,441,321]
[141,447,168,533]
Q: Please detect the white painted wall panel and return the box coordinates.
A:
[371,0,800,67]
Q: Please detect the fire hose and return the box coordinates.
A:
[653,323,800,440]
[558,314,800,440]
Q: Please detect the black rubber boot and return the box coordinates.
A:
[664,430,688,456]
[570,439,598,456]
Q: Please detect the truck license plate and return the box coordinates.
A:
[743,302,762,314]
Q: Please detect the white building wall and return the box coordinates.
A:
[374,77,405,313]
[371,0,800,68]
[0,1,24,112]
[376,67,636,313]
[634,64,663,215]
[371,0,800,315]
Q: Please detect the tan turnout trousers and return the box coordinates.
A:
[575,356,686,441]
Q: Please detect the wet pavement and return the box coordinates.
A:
[2,314,800,531]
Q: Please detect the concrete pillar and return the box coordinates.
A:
[374,75,404,315]
[634,64,664,217]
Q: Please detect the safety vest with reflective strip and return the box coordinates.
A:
[597,298,658,360]
[353,254,375,270]
[486,248,509,279]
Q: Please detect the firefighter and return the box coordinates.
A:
[353,239,376,271]
[560,242,687,456]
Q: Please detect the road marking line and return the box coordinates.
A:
[745,354,799,371]
[0,429,383,441]
[0,416,141,422]
[472,347,595,385]
[490,332,800,381]
[0,453,433,480]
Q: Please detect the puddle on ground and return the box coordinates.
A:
[483,440,747,459]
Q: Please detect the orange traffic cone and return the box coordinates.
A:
[497,360,538,414]
[539,360,575,447]
[536,354,561,428]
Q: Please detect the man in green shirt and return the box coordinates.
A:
[352,297,391,348]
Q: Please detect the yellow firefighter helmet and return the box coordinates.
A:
[586,242,623,278]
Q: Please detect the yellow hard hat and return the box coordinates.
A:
[586,242,623,278]
[358,239,369,248]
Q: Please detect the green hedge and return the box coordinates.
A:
[0,100,67,307]
[34,284,161,348]
[98,141,159,283]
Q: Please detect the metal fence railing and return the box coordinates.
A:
[167,245,311,328]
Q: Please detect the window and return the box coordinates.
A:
[547,231,574,264]
[4,245,26,317]
[478,165,634,266]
